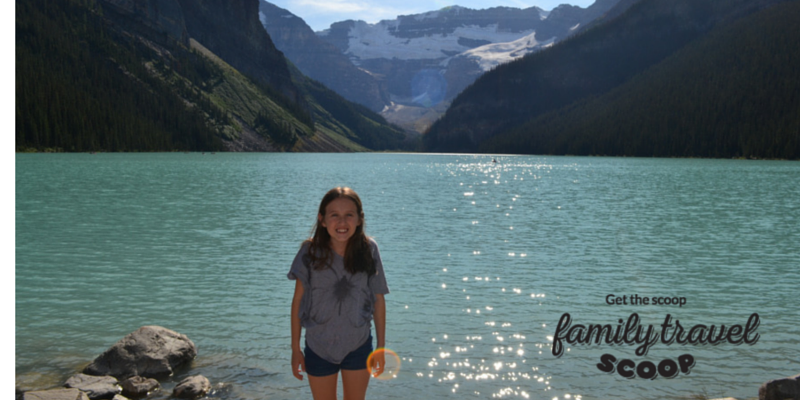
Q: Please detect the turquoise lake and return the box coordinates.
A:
[15,153,800,399]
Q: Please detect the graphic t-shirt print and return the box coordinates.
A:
[333,274,356,315]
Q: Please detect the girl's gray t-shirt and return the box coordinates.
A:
[288,238,389,364]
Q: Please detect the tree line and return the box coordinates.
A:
[16,0,224,152]
[423,0,799,159]
[481,0,800,159]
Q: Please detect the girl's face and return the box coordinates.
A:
[319,197,362,254]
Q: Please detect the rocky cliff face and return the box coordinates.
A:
[101,0,300,104]
[258,0,388,112]
[100,0,189,45]
[177,0,299,102]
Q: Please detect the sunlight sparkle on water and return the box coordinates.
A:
[409,158,587,399]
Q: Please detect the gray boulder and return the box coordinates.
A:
[64,374,121,400]
[120,376,160,397]
[111,396,130,400]
[172,375,211,399]
[760,373,800,400]
[22,388,90,400]
[83,326,197,379]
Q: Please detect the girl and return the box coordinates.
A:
[289,187,389,400]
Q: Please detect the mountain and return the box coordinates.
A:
[480,0,800,159]
[424,0,795,154]
[177,0,299,103]
[258,1,621,134]
[16,0,407,152]
[258,0,388,112]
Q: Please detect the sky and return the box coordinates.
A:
[266,0,598,32]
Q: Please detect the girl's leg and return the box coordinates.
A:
[341,369,370,400]
[308,373,339,400]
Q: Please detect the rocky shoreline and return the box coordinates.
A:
[15,325,799,400]
[17,326,211,400]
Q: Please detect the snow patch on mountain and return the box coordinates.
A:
[462,31,556,71]
[345,21,537,62]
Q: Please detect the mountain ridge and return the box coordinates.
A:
[15,0,408,152]
[423,0,794,154]
[258,0,389,112]
[480,0,800,159]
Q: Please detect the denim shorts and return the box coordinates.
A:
[304,335,373,377]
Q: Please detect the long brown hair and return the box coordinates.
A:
[305,187,375,275]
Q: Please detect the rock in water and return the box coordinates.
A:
[22,388,90,400]
[172,375,211,399]
[759,373,800,400]
[120,376,160,397]
[64,374,121,400]
[83,326,197,379]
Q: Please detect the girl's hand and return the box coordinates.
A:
[292,349,306,380]
[370,349,385,377]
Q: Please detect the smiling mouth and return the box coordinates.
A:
[336,228,348,233]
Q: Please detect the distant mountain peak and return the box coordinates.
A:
[262,0,621,133]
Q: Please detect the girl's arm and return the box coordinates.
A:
[290,280,306,380]
[374,294,386,349]
[371,293,386,376]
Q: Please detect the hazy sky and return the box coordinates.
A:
[266,0,598,32]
